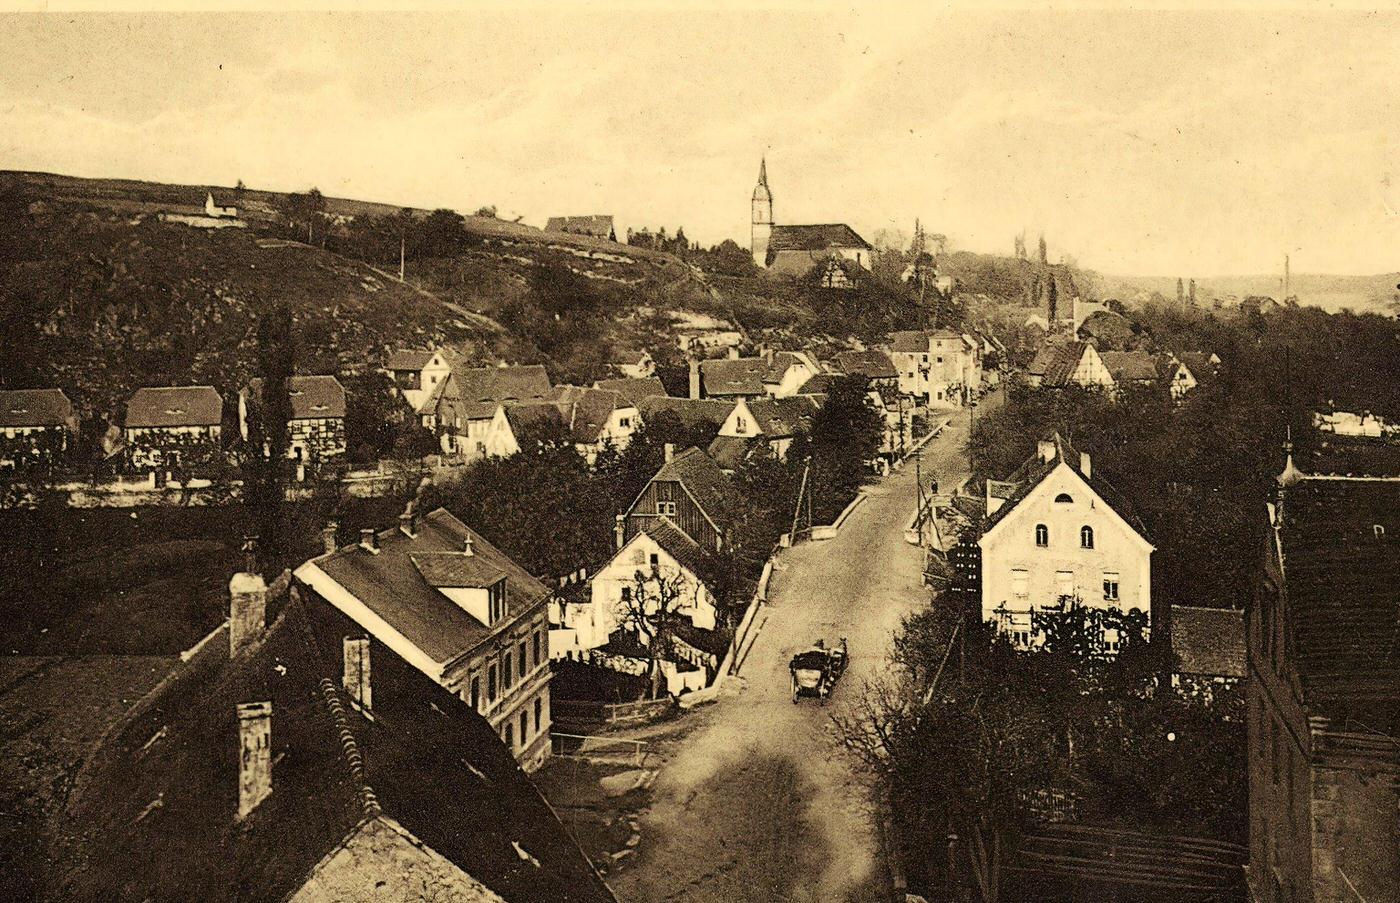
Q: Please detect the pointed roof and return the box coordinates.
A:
[758,156,768,188]
[634,447,744,538]
[125,386,223,429]
[0,388,72,428]
[245,375,347,420]
[595,376,666,408]
[1026,342,1091,387]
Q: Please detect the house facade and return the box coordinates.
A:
[0,388,75,470]
[431,363,553,457]
[295,508,555,771]
[714,395,820,462]
[623,445,740,554]
[384,349,454,416]
[1247,469,1400,903]
[888,330,981,406]
[123,386,224,476]
[1025,341,1116,391]
[978,435,1154,651]
[238,375,347,478]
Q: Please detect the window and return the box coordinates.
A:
[1080,525,1095,549]
[936,356,944,364]
[620,586,632,603]
[488,579,507,624]
[1054,493,1074,504]
[504,722,513,748]
[1055,570,1074,598]
[736,416,748,433]
[649,552,659,568]
[1011,568,1029,597]
[519,642,527,679]
[520,712,529,744]
[656,500,677,516]
[470,676,481,711]
[620,417,632,428]
[533,631,542,667]
[1035,524,1049,547]
[534,697,543,733]
[1102,573,1120,601]
[488,664,498,702]
[503,651,513,688]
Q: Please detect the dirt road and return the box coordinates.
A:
[609,412,975,903]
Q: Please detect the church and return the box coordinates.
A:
[750,158,873,276]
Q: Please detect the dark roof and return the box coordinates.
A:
[1099,351,1158,384]
[640,517,710,577]
[545,215,613,237]
[1275,476,1400,711]
[706,434,760,471]
[60,595,615,903]
[504,399,568,443]
[747,396,820,439]
[833,350,898,380]
[640,447,743,535]
[768,223,871,252]
[551,386,625,444]
[245,375,346,420]
[1170,605,1245,678]
[1177,352,1219,379]
[412,551,507,589]
[638,395,732,431]
[1026,343,1089,387]
[889,330,930,354]
[797,373,841,395]
[452,364,552,405]
[125,386,223,428]
[308,508,549,665]
[384,349,440,371]
[0,388,72,428]
[1076,310,1135,343]
[700,358,767,397]
[595,376,666,408]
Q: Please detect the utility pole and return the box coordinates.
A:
[399,234,406,283]
[789,457,811,544]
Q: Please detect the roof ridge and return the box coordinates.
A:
[316,677,382,821]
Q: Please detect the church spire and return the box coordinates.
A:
[757,156,768,189]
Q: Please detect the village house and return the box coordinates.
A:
[831,349,900,399]
[636,395,733,445]
[57,569,613,902]
[1313,409,1397,440]
[608,348,655,379]
[383,348,454,416]
[545,214,615,240]
[431,363,553,458]
[888,329,981,407]
[1024,341,1116,391]
[0,388,75,470]
[204,190,238,219]
[123,385,224,478]
[710,394,821,463]
[623,444,742,554]
[1177,351,1221,382]
[294,507,555,771]
[1169,604,1246,694]
[750,158,872,274]
[483,387,638,463]
[978,434,1154,651]
[1099,350,1160,391]
[238,375,347,478]
[594,375,668,409]
[1157,353,1198,399]
[695,350,821,401]
[1247,467,1400,903]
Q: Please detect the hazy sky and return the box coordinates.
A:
[2,7,1399,276]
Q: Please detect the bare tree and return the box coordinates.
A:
[613,564,701,698]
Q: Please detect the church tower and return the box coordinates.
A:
[751,157,773,268]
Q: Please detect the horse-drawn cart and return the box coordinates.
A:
[789,637,848,704]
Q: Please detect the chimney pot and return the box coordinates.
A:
[399,511,416,538]
[236,700,272,821]
[1037,440,1056,464]
[664,442,674,463]
[689,358,701,400]
[321,522,339,555]
[359,529,379,553]
[1079,452,1092,479]
[229,572,267,658]
[614,514,626,551]
[343,637,371,711]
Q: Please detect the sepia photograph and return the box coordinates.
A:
[0,3,1397,901]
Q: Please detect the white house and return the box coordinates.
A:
[204,191,238,219]
[551,518,718,658]
[1024,341,1115,391]
[714,395,820,461]
[888,329,981,406]
[979,434,1154,652]
[609,349,655,379]
[384,349,455,416]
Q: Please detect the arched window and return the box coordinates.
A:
[1054,493,1074,504]
[1035,524,1049,547]
[1081,525,1095,549]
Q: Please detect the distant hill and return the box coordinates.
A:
[1101,271,1400,315]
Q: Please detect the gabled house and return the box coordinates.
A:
[239,375,347,477]
[888,329,980,406]
[295,508,555,770]
[714,395,821,461]
[1099,350,1160,390]
[123,386,225,477]
[1177,351,1221,382]
[1169,604,1245,693]
[637,395,734,437]
[595,376,668,409]
[383,349,454,415]
[1156,353,1198,400]
[58,571,613,902]
[1024,341,1115,390]
[1248,469,1400,903]
[433,363,553,458]
[608,348,655,379]
[697,351,820,400]
[550,385,638,460]
[832,349,899,397]
[0,388,75,470]
[623,445,742,553]
[978,434,1154,651]
[204,190,238,219]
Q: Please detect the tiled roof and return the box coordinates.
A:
[411,551,507,589]
[889,330,930,353]
[700,358,767,396]
[1026,343,1088,387]
[748,396,820,439]
[1170,605,1245,678]
[0,388,72,428]
[60,595,614,902]
[126,386,223,428]
[245,375,346,420]
[769,223,871,252]
[595,377,666,408]
[648,447,743,534]
[503,400,567,445]
[640,517,710,577]
[385,349,440,371]
[707,434,759,470]
[1275,476,1400,710]
[797,373,841,396]
[552,386,624,444]
[1177,352,1219,379]
[545,215,613,237]
[451,364,552,405]
[637,396,732,432]
[1099,351,1159,383]
[310,509,549,664]
[834,350,898,380]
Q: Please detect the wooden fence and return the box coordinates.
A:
[550,696,675,726]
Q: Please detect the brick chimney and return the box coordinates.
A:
[664,442,675,463]
[1079,452,1092,479]
[359,528,379,553]
[615,514,626,551]
[343,636,371,711]
[689,358,701,400]
[236,700,272,821]
[1037,439,1056,464]
[229,572,267,658]
[321,521,339,555]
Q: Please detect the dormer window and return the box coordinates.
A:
[1054,493,1074,504]
[488,578,507,623]
[1035,524,1049,547]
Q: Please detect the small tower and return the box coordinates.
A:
[751,157,773,268]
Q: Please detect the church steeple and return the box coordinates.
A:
[751,156,773,268]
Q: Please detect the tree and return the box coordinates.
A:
[244,303,295,563]
[614,564,696,698]
[801,375,882,522]
[1037,233,1048,264]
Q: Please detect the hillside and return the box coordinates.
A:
[1101,271,1399,314]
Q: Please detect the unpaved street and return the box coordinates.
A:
[610,412,976,903]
